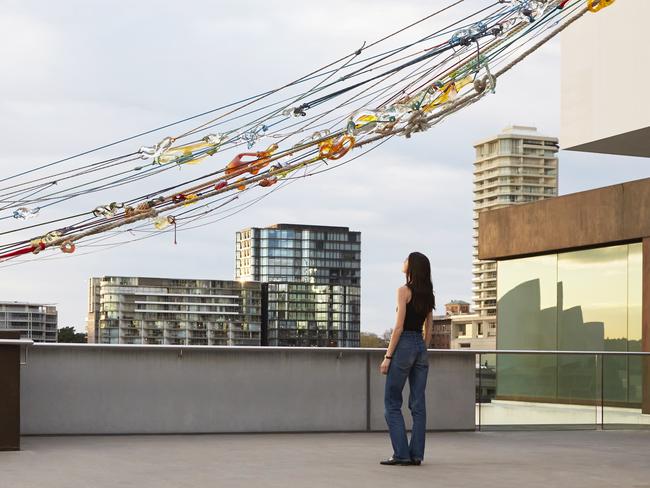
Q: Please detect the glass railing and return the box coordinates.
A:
[475,351,650,430]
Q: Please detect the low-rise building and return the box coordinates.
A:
[431,315,451,349]
[445,300,470,316]
[450,313,495,350]
[87,277,263,346]
[0,302,57,342]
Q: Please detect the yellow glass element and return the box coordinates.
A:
[44,231,62,244]
[421,76,473,112]
[153,216,175,230]
[30,238,45,254]
[156,135,225,165]
[182,194,199,206]
[588,0,615,13]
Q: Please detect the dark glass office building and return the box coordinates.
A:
[236,224,361,347]
[265,282,360,347]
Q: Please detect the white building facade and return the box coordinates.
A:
[473,126,559,347]
[0,302,57,342]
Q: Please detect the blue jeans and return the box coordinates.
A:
[384,331,429,461]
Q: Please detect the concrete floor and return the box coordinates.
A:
[2,431,650,488]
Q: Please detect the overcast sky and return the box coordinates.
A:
[1,0,647,335]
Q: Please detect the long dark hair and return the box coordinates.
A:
[405,251,435,315]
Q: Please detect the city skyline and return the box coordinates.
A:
[0,1,648,335]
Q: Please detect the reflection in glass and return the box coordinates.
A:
[558,246,627,402]
[497,255,557,399]
[496,243,643,408]
[627,244,642,404]
[481,353,598,429]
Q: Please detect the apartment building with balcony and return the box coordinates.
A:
[0,302,57,342]
[472,125,559,346]
[86,277,264,346]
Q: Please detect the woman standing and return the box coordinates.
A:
[379,252,435,466]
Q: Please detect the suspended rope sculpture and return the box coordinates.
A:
[0,0,608,263]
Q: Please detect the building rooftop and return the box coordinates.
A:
[501,124,539,135]
[473,124,559,147]
[238,223,358,232]
[4,431,650,488]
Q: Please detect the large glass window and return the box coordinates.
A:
[496,243,643,407]
[557,246,628,402]
[497,254,557,398]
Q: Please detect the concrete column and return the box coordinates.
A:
[0,331,21,450]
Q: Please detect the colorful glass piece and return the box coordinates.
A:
[60,241,76,254]
[13,207,40,220]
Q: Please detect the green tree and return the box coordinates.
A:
[360,332,389,348]
[57,326,87,343]
[382,329,393,343]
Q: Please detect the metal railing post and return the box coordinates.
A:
[478,352,482,432]
[600,352,605,430]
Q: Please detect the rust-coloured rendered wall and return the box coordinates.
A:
[478,177,650,414]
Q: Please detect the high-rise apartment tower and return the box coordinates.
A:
[473,126,558,345]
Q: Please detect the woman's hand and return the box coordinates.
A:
[380,358,391,375]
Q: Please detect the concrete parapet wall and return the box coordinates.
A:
[20,345,475,435]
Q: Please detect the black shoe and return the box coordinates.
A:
[380,457,413,466]
[411,458,422,466]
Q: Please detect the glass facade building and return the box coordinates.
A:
[87,277,263,346]
[236,224,361,285]
[496,243,643,406]
[236,224,361,347]
[266,283,360,347]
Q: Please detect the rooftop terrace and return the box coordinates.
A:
[3,430,650,488]
[2,341,650,487]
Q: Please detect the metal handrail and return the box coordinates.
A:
[433,349,650,356]
[0,339,34,346]
[8,341,650,356]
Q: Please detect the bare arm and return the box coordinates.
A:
[422,310,433,347]
[385,287,409,358]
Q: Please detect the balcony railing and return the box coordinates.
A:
[475,350,650,431]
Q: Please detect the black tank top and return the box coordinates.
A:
[403,298,427,332]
